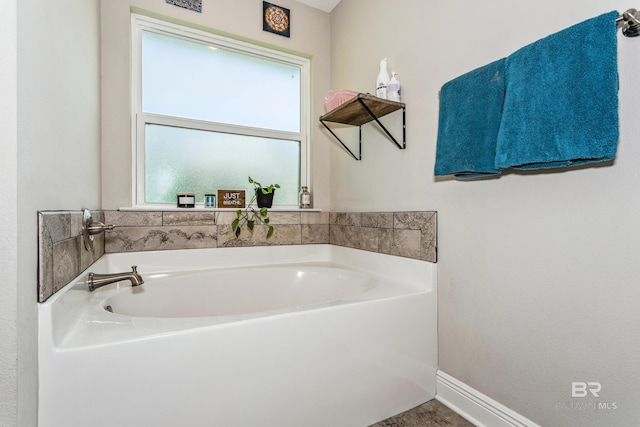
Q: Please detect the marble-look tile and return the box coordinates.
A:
[420,235,437,263]
[39,210,108,302]
[104,211,163,227]
[301,211,329,224]
[38,213,54,302]
[302,224,329,244]
[379,229,422,259]
[105,226,217,252]
[357,227,381,252]
[162,211,215,226]
[40,211,71,242]
[80,232,104,272]
[215,211,239,225]
[330,212,362,226]
[218,224,301,247]
[371,399,474,427]
[329,224,350,248]
[362,212,394,229]
[394,211,436,230]
[330,225,380,252]
[394,211,438,262]
[267,212,301,225]
[52,237,80,293]
[70,210,84,238]
[215,210,300,227]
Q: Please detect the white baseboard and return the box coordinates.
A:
[436,371,540,427]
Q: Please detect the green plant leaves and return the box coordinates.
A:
[249,175,279,194]
[233,176,280,239]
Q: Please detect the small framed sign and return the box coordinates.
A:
[218,190,246,208]
[263,2,290,38]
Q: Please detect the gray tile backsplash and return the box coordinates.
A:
[38,209,436,302]
[38,210,105,302]
[331,211,437,262]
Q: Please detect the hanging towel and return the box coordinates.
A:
[434,58,506,178]
[495,11,619,170]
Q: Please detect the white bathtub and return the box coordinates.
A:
[38,244,437,427]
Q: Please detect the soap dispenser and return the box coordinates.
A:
[387,72,401,102]
[376,58,390,99]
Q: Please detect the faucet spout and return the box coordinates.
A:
[88,266,144,291]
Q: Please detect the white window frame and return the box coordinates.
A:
[130,14,311,208]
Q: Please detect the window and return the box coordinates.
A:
[131,14,310,207]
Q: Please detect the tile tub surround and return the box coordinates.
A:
[331,211,437,262]
[37,210,436,301]
[103,210,331,252]
[37,210,105,302]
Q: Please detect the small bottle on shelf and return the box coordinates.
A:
[299,186,311,209]
[387,72,401,102]
[376,58,390,99]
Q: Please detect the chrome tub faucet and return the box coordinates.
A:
[88,266,144,291]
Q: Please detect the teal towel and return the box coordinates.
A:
[495,11,619,170]
[434,59,506,178]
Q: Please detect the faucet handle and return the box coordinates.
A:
[82,208,116,251]
[86,221,116,235]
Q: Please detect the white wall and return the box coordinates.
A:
[0,1,102,426]
[330,1,640,426]
[101,0,332,210]
[0,1,19,425]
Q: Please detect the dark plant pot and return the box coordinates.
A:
[256,189,275,208]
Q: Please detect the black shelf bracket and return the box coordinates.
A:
[357,98,406,151]
[319,118,362,160]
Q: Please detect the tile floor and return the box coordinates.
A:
[371,399,475,427]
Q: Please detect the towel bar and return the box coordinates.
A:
[617,8,640,37]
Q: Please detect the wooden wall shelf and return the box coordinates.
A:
[319,93,406,161]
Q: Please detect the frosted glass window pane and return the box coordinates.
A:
[142,31,301,132]
[145,124,300,205]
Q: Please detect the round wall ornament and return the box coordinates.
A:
[263,2,291,37]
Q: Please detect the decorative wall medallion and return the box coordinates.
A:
[263,2,290,38]
[166,0,202,13]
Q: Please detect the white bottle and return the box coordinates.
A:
[387,72,401,102]
[376,58,390,99]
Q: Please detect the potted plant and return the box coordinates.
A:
[249,176,280,208]
[231,177,280,238]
